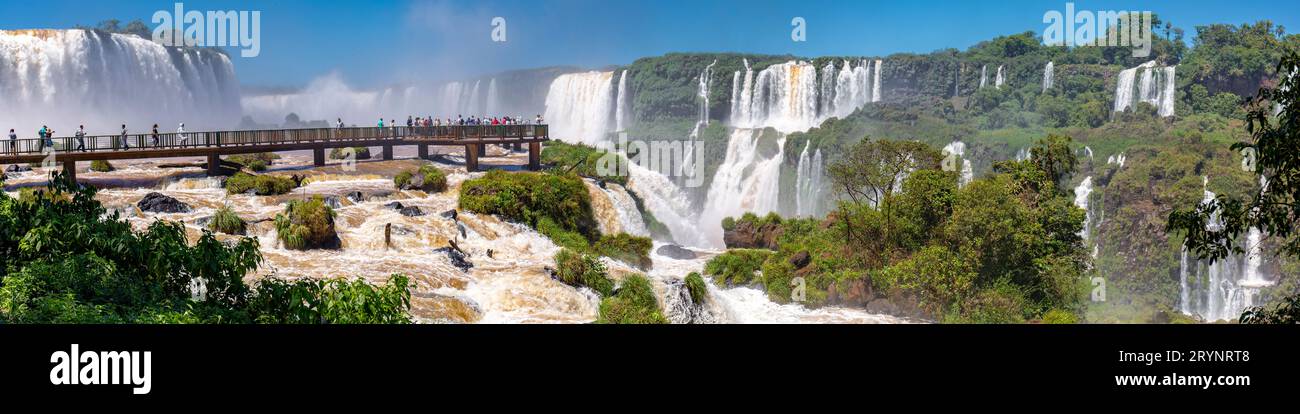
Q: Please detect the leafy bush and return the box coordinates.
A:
[684,272,707,305]
[593,233,653,269]
[89,160,115,172]
[540,141,628,185]
[553,248,614,296]
[209,205,247,235]
[596,274,668,324]
[228,153,279,172]
[225,172,298,195]
[395,165,447,193]
[1040,309,1079,324]
[703,249,772,287]
[460,170,599,241]
[274,196,339,250]
[0,175,410,323]
[330,147,371,160]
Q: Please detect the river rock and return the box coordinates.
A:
[399,206,425,217]
[137,192,191,213]
[434,247,473,272]
[788,251,812,269]
[5,164,32,173]
[656,244,697,260]
[440,209,458,221]
[827,277,872,308]
[723,219,783,250]
[384,201,405,210]
[322,196,343,209]
[346,191,366,203]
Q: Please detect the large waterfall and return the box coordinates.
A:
[1043,61,1055,92]
[729,59,880,133]
[795,141,825,217]
[0,29,241,134]
[1113,61,1176,117]
[699,128,787,246]
[544,71,616,145]
[1179,176,1273,321]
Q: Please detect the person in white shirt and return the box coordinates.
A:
[177,123,188,144]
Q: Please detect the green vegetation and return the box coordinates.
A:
[395,164,448,193]
[540,141,627,185]
[684,272,707,305]
[89,160,114,172]
[225,172,298,195]
[461,170,599,241]
[330,147,371,160]
[553,248,614,296]
[593,233,653,270]
[596,274,668,324]
[703,249,772,287]
[228,153,280,172]
[274,196,339,250]
[208,205,247,235]
[0,175,410,324]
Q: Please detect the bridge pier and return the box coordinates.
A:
[417,144,429,160]
[313,147,326,167]
[206,154,221,176]
[382,145,394,161]
[62,160,77,182]
[528,142,541,171]
[465,144,480,172]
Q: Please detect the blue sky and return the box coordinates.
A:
[2,0,1295,88]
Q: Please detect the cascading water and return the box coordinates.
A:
[0,29,241,133]
[795,141,825,217]
[615,70,629,131]
[699,128,786,246]
[1074,176,1094,242]
[942,141,973,187]
[979,65,988,89]
[544,70,615,146]
[1113,61,1176,117]
[995,65,1005,88]
[485,78,500,115]
[1179,176,1272,321]
[1043,61,1054,92]
[872,59,883,103]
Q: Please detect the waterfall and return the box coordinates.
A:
[1179,176,1272,321]
[544,70,616,146]
[1106,153,1126,167]
[942,141,972,187]
[872,59,883,102]
[590,182,649,237]
[1243,176,1271,288]
[626,161,710,247]
[485,78,500,115]
[699,128,787,247]
[994,65,1005,88]
[0,29,241,134]
[466,80,482,115]
[979,65,987,89]
[1074,176,1094,242]
[1114,61,1176,117]
[820,62,837,116]
[691,60,717,137]
[730,59,754,125]
[615,70,629,131]
[1043,61,1055,92]
[1083,146,1094,161]
[795,142,825,217]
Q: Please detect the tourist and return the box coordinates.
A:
[378,118,384,128]
[535,115,543,124]
[151,124,160,147]
[75,125,86,152]
[38,125,47,150]
[336,118,344,128]
[7,129,16,153]
[177,123,188,144]
[407,116,413,128]
[120,124,130,150]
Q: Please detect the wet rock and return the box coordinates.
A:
[723,219,782,250]
[399,206,425,217]
[136,192,191,213]
[433,247,473,272]
[655,244,697,260]
[788,251,811,269]
[440,209,458,221]
[384,201,405,210]
[827,278,872,308]
[5,164,32,173]
[346,191,366,203]
[322,196,343,209]
[194,216,212,227]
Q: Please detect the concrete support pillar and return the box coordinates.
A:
[465,144,480,172]
[206,154,221,176]
[382,145,394,160]
[313,147,326,167]
[62,160,77,182]
[418,144,429,160]
[528,142,541,171]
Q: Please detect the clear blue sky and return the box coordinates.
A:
[2,0,1295,88]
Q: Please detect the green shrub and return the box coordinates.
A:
[553,248,614,296]
[395,165,447,193]
[394,170,413,188]
[248,275,411,324]
[208,205,247,235]
[537,217,590,252]
[596,274,668,324]
[460,170,599,241]
[89,160,114,172]
[703,249,772,286]
[684,272,707,305]
[1041,309,1079,324]
[329,147,371,160]
[225,172,298,195]
[540,141,628,185]
[228,153,279,172]
[593,233,653,269]
[274,196,339,250]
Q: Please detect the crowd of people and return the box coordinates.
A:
[372,114,545,128]
[3,122,193,153]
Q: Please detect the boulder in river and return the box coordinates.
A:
[5,164,32,173]
[399,206,425,217]
[384,201,405,210]
[655,244,698,260]
[433,246,473,272]
[137,192,192,213]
